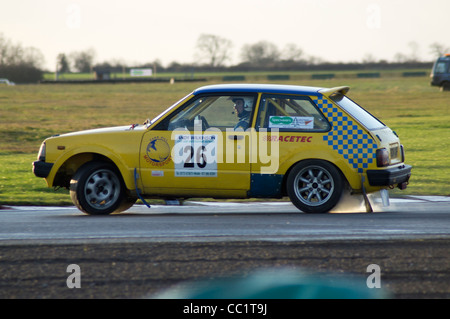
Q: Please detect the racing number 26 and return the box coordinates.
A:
[174,134,218,176]
[183,145,207,169]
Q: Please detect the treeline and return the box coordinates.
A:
[94,35,437,74]
[0,65,43,83]
[0,33,443,83]
[159,60,433,74]
[0,34,44,83]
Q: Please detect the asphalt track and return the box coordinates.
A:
[0,195,449,299]
[1,195,449,243]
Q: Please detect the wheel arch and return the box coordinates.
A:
[49,150,134,191]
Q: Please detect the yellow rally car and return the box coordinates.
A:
[33,84,412,215]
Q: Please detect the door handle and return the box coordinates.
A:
[228,135,244,140]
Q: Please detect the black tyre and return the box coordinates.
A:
[70,162,129,215]
[441,82,450,92]
[286,160,344,213]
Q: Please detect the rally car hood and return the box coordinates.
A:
[41,124,147,164]
[55,125,146,138]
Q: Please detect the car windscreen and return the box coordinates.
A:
[150,93,192,125]
[330,94,385,130]
[434,61,449,74]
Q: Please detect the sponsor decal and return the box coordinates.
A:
[151,170,164,177]
[173,134,218,177]
[144,136,171,166]
[263,135,312,143]
[269,116,314,129]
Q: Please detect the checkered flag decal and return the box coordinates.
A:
[312,96,377,173]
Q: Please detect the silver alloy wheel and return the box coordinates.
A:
[83,169,121,210]
[293,165,335,207]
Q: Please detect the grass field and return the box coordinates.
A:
[0,74,449,206]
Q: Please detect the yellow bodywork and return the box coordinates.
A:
[43,126,144,191]
[39,86,405,200]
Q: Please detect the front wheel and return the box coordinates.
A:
[441,82,450,92]
[70,162,128,215]
[286,160,344,213]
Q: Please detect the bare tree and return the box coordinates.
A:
[0,33,44,82]
[408,41,420,62]
[429,42,449,58]
[362,53,377,63]
[0,34,9,65]
[196,34,233,67]
[393,52,408,63]
[281,43,304,62]
[22,47,45,68]
[0,33,44,68]
[70,48,96,73]
[240,41,280,64]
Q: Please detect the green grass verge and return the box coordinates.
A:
[0,153,71,206]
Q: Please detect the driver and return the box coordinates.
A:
[231,97,252,130]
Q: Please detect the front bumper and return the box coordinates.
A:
[366,164,412,188]
[32,160,53,178]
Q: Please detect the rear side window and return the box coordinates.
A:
[256,94,330,131]
[330,94,385,130]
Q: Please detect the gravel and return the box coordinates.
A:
[1,238,449,299]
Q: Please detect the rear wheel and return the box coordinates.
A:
[70,162,130,215]
[286,160,344,213]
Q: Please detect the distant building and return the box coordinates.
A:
[93,68,111,81]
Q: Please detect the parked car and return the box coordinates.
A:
[430,53,450,91]
[33,84,412,215]
[0,78,15,86]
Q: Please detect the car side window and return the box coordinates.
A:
[160,94,255,131]
[256,94,330,131]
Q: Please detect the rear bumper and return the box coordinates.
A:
[366,164,412,188]
[32,160,53,178]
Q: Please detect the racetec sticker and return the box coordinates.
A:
[173,134,217,177]
[269,116,314,129]
[262,135,312,142]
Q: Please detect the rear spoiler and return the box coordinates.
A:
[319,86,350,97]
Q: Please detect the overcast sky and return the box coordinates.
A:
[1,0,448,70]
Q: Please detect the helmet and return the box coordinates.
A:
[231,96,253,111]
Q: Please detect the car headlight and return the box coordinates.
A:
[37,142,46,161]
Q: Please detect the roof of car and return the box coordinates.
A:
[193,84,324,96]
[193,83,350,97]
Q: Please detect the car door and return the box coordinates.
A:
[138,93,257,198]
[249,93,332,197]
